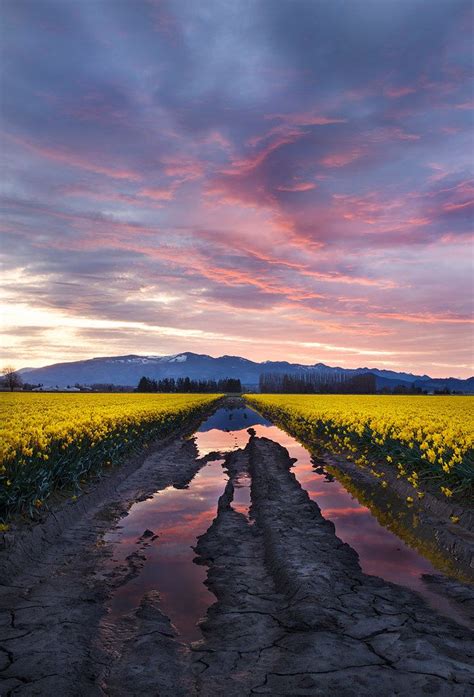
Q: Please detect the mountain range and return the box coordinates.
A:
[18,352,474,393]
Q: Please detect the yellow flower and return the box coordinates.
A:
[0,392,221,516]
[245,393,473,500]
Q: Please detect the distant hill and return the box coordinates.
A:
[414,376,474,393]
[18,352,474,393]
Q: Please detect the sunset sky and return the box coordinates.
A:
[1,0,473,376]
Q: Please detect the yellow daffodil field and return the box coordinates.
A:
[246,394,474,499]
[0,393,220,520]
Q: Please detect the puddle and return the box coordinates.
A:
[232,473,252,520]
[104,460,227,642]
[254,425,472,627]
[195,406,269,455]
[105,405,471,641]
[195,407,472,627]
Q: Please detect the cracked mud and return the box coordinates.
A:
[0,406,473,696]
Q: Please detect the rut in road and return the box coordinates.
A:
[0,429,473,696]
[191,436,473,696]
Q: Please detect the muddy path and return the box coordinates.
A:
[0,403,473,696]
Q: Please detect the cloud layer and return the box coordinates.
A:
[1,0,473,376]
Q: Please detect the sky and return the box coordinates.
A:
[1,0,473,377]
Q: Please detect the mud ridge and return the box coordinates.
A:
[192,447,287,696]
[190,436,473,695]
[244,436,474,695]
[248,405,473,572]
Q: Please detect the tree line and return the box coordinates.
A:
[136,376,242,393]
[259,371,376,394]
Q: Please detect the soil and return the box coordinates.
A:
[0,403,473,696]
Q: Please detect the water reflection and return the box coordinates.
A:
[232,473,252,520]
[194,406,271,455]
[195,408,468,623]
[106,406,470,642]
[197,406,270,432]
[105,460,227,641]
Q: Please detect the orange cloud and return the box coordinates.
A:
[276,182,316,192]
[372,311,474,324]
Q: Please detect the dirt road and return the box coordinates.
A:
[0,416,472,696]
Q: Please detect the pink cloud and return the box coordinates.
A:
[328,191,442,241]
[265,111,347,126]
[246,124,304,148]
[384,85,416,98]
[138,186,176,201]
[222,130,303,175]
[202,130,233,151]
[276,182,316,192]
[301,268,399,289]
[59,184,167,209]
[442,199,474,212]
[320,149,362,168]
[162,156,204,181]
[440,232,474,244]
[10,134,142,181]
[369,127,420,142]
[454,101,474,110]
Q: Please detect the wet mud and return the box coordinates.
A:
[0,403,472,696]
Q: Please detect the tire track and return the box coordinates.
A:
[1,420,472,696]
